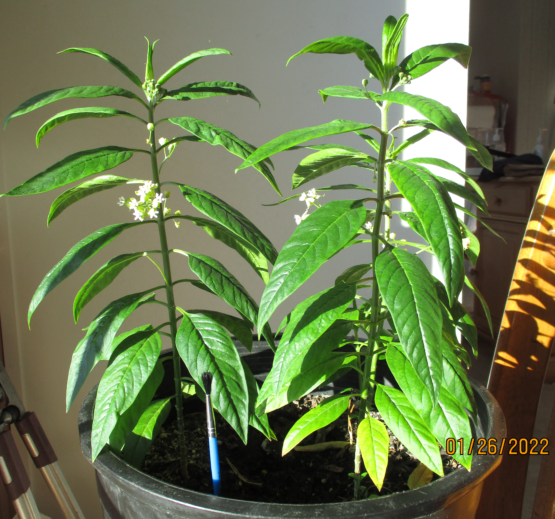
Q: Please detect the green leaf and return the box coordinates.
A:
[380,92,471,149]
[288,36,384,83]
[335,264,372,286]
[237,120,382,172]
[157,48,231,86]
[282,393,351,455]
[242,360,274,440]
[145,38,155,82]
[179,186,277,265]
[169,117,280,195]
[258,284,355,413]
[358,416,390,491]
[460,219,480,266]
[387,345,473,469]
[29,222,146,325]
[5,86,146,129]
[318,184,377,193]
[257,200,366,330]
[375,385,443,476]
[187,253,259,326]
[176,312,249,442]
[59,47,143,88]
[318,85,379,103]
[66,295,155,411]
[383,14,409,82]
[108,359,164,455]
[389,161,464,304]
[2,147,139,198]
[407,157,485,201]
[464,275,493,335]
[375,248,443,403]
[467,135,494,171]
[434,177,488,215]
[441,340,477,420]
[73,252,144,322]
[356,131,380,153]
[91,332,161,460]
[292,148,373,189]
[165,81,259,106]
[397,43,471,82]
[36,107,146,147]
[398,212,426,239]
[407,464,434,490]
[391,130,433,159]
[48,175,141,225]
[188,309,253,352]
[121,397,171,467]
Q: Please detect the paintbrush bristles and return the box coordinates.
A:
[202,372,213,395]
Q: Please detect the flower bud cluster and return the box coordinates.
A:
[142,79,167,103]
[398,72,412,85]
[118,181,166,222]
[294,188,323,225]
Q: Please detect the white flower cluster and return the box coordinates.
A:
[159,137,177,159]
[294,188,322,225]
[118,181,166,222]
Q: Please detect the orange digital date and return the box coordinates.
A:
[445,438,549,456]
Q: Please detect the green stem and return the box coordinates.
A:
[148,103,189,481]
[354,101,390,499]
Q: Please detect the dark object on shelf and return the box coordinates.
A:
[478,153,544,182]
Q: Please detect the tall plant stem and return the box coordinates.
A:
[353,101,390,499]
[148,104,189,480]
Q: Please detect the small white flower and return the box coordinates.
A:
[148,208,159,219]
[159,137,168,146]
[152,193,165,208]
[363,222,373,232]
[299,192,315,206]
[462,237,471,250]
[389,233,396,240]
[117,196,125,206]
[133,209,144,221]
[294,212,309,225]
[147,123,154,131]
[128,198,139,209]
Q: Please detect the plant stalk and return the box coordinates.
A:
[148,103,189,481]
[353,101,390,499]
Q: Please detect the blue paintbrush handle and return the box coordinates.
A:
[208,436,221,496]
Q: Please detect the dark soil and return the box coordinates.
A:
[141,394,461,504]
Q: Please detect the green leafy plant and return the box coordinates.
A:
[238,14,493,498]
[3,40,279,477]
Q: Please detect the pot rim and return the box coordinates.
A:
[79,377,505,517]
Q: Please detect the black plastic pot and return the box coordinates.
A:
[79,341,505,519]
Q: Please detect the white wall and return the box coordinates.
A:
[0,2,469,517]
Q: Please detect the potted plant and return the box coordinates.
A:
[3,39,279,482]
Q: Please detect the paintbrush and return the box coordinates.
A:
[202,371,221,496]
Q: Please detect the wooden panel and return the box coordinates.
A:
[481,179,540,221]
[476,150,555,518]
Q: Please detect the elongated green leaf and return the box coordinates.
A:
[187,253,259,325]
[108,359,164,454]
[456,311,478,358]
[358,416,390,491]
[122,397,171,467]
[460,219,480,266]
[5,86,146,129]
[468,135,494,171]
[29,222,147,325]
[435,177,488,215]
[391,130,433,159]
[36,107,146,147]
[176,312,249,442]
[319,85,379,103]
[390,161,464,304]
[398,212,426,239]
[382,16,397,56]
[381,92,470,149]
[157,48,231,85]
[73,252,144,322]
[108,325,154,364]
[237,120,381,172]
[48,175,141,225]
[407,157,485,200]
[2,147,139,198]
[258,200,366,330]
[145,38,155,82]
[169,117,280,194]
[165,81,259,106]
[287,143,368,155]
[92,332,161,460]
[288,36,384,83]
[242,360,274,440]
[258,321,353,414]
[66,294,155,411]
[189,309,253,351]
[318,184,376,193]
[292,148,373,189]
[179,186,277,265]
[397,43,471,82]
[387,345,473,469]
[383,14,408,81]
[283,393,351,455]
[335,264,372,286]
[375,385,443,475]
[59,48,143,88]
[464,275,493,335]
[375,248,442,402]
[441,340,477,420]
